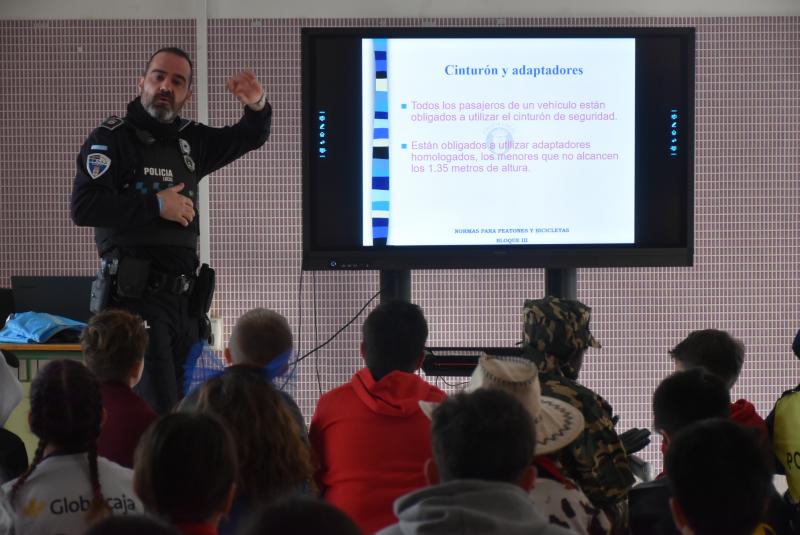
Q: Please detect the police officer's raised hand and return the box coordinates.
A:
[157,183,195,227]
[226,70,266,110]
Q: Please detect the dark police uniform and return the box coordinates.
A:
[71,97,271,413]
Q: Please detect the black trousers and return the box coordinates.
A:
[112,290,198,414]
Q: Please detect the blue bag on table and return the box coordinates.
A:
[0,312,86,343]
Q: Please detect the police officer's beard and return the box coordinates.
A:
[144,101,177,123]
[143,92,182,123]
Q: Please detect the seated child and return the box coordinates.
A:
[240,496,361,535]
[180,308,305,439]
[195,371,314,535]
[85,514,181,535]
[310,300,446,534]
[666,419,774,535]
[670,328,768,440]
[464,355,611,534]
[522,296,634,531]
[629,368,731,535]
[82,308,157,467]
[133,412,237,535]
[0,350,27,483]
[1,360,143,534]
[379,389,572,535]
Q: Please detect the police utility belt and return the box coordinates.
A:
[90,253,215,316]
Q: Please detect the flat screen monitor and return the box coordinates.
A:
[11,276,93,323]
[302,27,694,270]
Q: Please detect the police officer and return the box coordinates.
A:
[71,47,271,413]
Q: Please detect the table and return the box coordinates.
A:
[0,343,82,381]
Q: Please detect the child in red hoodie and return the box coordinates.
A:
[310,300,446,535]
[669,328,768,441]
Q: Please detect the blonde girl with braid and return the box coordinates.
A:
[1,360,143,534]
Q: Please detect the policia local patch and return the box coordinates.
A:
[86,153,111,179]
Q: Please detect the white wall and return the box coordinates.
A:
[1,0,799,19]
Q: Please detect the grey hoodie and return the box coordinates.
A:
[377,479,575,535]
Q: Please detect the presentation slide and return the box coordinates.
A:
[361,37,636,247]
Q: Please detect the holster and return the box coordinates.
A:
[116,256,152,298]
[188,263,215,317]
[90,255,119,314]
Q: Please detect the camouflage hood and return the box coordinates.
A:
[521,296,600,377]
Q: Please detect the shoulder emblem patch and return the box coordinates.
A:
[86,153,111,179]
[100,116,124,131]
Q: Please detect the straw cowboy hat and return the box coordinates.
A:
[421,354,584,455]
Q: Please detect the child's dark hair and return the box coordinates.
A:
[431,389,535,484]
[653,369,731,436]
[362,300,428,380]
[240,496,361,535]
[133,412,237,524]
[195,370,315,502]
[85,514,181,535]
[669,329,745,389]
[665,418,772,535]
[81,309,148,383]
[9,359,110,522]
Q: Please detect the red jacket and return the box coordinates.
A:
[176,522,218,535]
[97,381,158,468]
[730,398,769,443]
[310,368,446,534]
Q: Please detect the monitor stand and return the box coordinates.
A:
[379,267,576,302]
[544,267,577,299]
[379,269,411,303]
